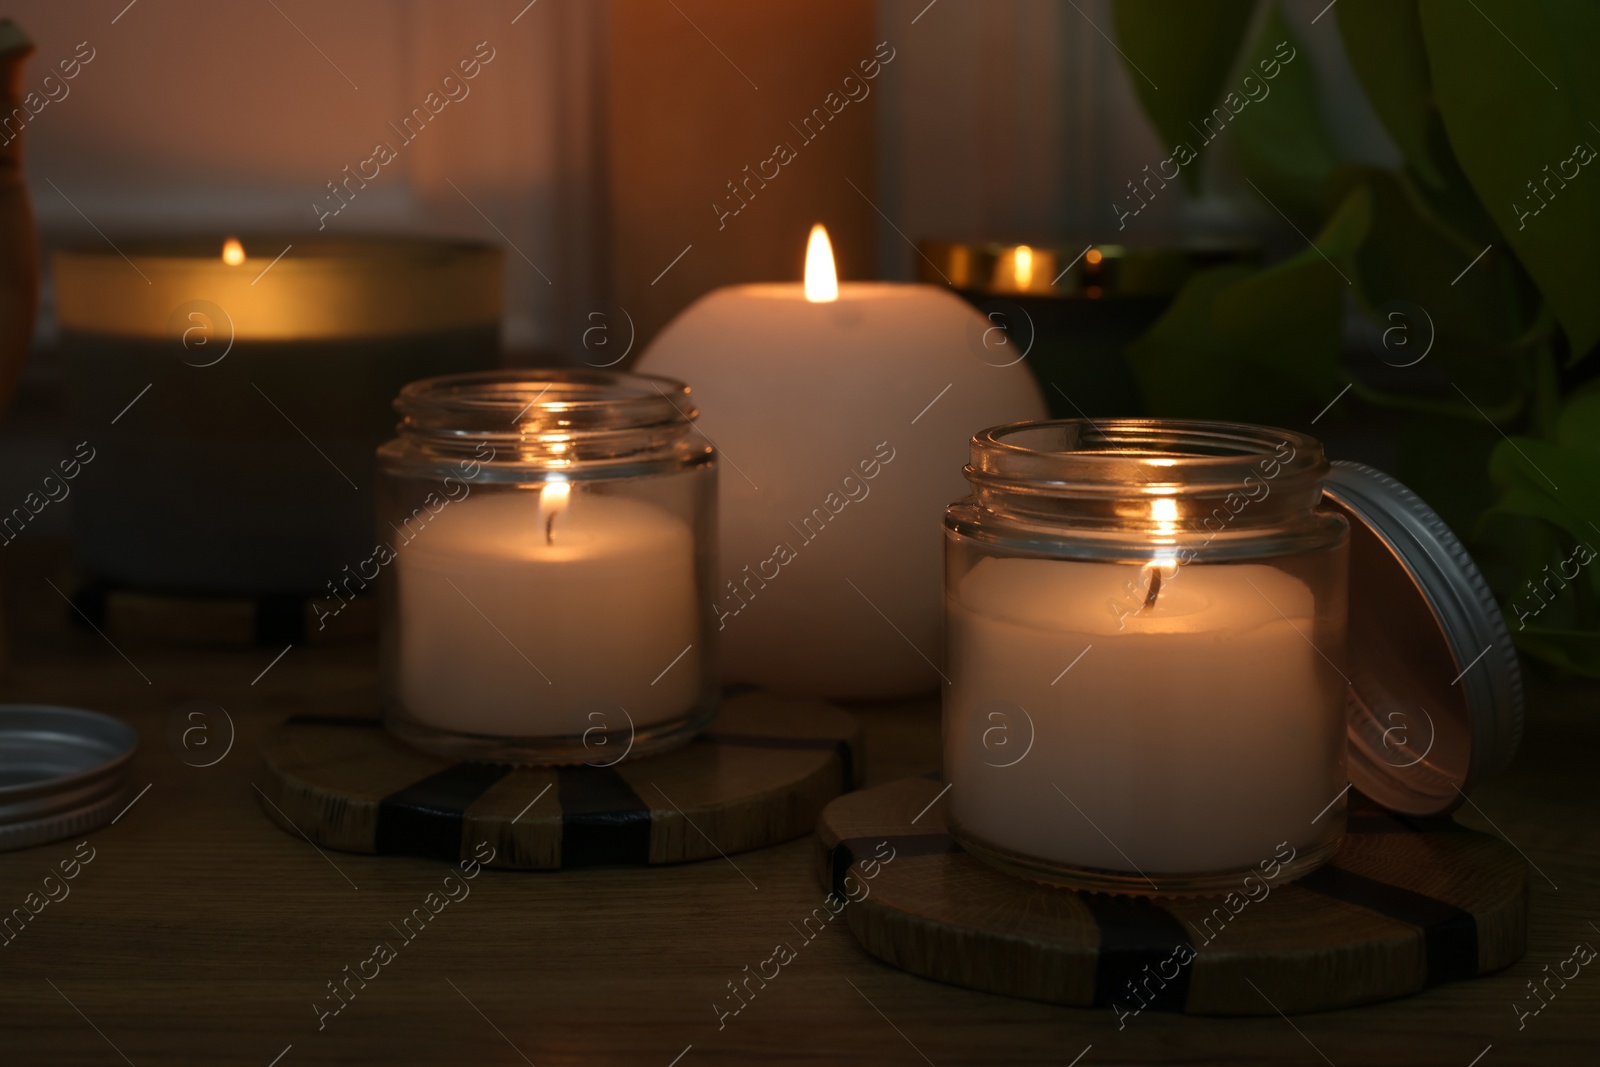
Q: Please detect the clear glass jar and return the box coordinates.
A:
[943,419,1349,895]
[375,369,717,764]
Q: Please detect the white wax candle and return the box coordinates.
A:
[637,227,1046,699]
[946,556,1344,875]
[395,487,701,738]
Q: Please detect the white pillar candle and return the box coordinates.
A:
[637,226,1046,699]
[395,485,701,738]
[946,555,1345,876]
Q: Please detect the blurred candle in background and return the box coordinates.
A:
[53,236,502,603]
[918,239,1258,420]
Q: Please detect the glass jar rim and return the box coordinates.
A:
[385,368,708,472]
[969,418,1325,496]
[396,368,696,434]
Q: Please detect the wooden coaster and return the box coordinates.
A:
[817,776,1528,1016]
[74,583,374,647]
[258,690,862,869]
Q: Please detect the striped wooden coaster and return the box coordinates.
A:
[73,583,374,647]
[258,690,862,869]
[817,776,1527,1016]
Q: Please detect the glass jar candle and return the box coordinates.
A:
[376,370,717,764]
[943,419,1349,895]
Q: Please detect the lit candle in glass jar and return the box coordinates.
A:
[943,419,1349,894]
[377,370,717,765]
[947,555,1338,876]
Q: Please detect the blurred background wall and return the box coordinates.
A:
[12,0,603,353]
[0,0,1391,537]
[7,0,1387,354]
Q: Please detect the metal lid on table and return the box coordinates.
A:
[1322,462,1524,817]
[0,705,138,851]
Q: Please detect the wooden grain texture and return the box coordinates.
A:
[258,691,862,869]
[0,542,1596,1066]
[80,585,377,647]
[817,778,1527,1016]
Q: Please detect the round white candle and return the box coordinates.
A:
[946,555,1345,875]
[395,485,701,738]
[637,227,1046,699]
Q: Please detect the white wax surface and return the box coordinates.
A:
[395,490,700,737]
[637,282,1046,699]
[945,556,1345,874]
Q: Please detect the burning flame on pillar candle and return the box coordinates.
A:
[222,237,246,266]
[803,223,838,303]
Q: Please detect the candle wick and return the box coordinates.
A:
[1142,567,1162,611]
[545,512,556,546]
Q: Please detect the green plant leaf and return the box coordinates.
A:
[1420,0,1600,359]
[1556,391,1600,449]
[1124,263,1264,419]
[1543,1,1600,122]
[1477,392,1600,675]
[1338,167,1534,413]
[1513,627,1600,676]
[1230,8,1340,224]
[1350,378,1521,424]
[1412,143,1512,250]
[1351,169,1531,343]
[1393,413,1501,540]
[1212,184,1368,381]
[1127,186,1368,421]
[1336,0,1447,187]
[1109,0,1258,194]
[1487,438,1600,531]
[1316,160,1546,423]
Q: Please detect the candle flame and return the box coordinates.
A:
[541,481,571,509]
[804,223,838,303]
[1013,245,1034,290]
[1143,494,1179,612]
[541,480,571,545]
[222,237,245,266]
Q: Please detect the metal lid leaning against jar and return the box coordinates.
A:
[1322,461,1524,818]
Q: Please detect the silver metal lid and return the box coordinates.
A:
[1322,462,1524,816]
[0,705,138,852]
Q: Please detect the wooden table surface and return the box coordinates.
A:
[2,542,1597,1067]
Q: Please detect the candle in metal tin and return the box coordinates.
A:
[52,236,502,599]
[917,239,1258,418]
